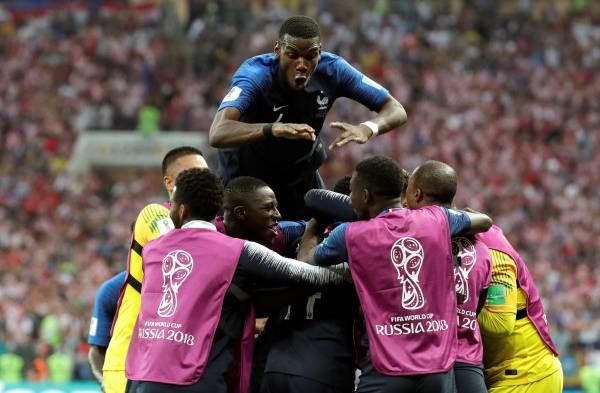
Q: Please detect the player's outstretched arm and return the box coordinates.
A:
[240,241,350,286]
[209,107,315,148]
[329,96,407,149]
[465,211,493,234]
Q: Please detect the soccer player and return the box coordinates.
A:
[98,173,309,392]
[218,176,305,256]
[125,168,350,393]
[103,147,207,393]
[209,15,407,220]
[259,176,368,393]
[403,161,492,393]
[477,225,563,392]
[88,271,127,388]
[298,155,492,393]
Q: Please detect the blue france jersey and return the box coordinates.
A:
[216,52,389,186]
[88,271,126,347]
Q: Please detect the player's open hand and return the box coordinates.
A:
[329,122,372,149]
[272,123,316,141]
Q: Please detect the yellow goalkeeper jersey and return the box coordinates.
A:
[478,249,561,387]
[103,203,173,372]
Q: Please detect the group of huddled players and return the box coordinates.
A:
[87,15,562,393]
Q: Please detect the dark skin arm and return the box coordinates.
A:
[88,345,106,388]
[460,208,493,235]
[296,218,320,265]
[328,95,407,149]
[208,107,315,148]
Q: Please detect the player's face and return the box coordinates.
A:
[164,154,208,197]
[275,34,321,92]
[349,173,369,220]
[242,186,282,246]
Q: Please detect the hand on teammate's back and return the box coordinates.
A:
[329,121,373,149]
[272,123,316,141]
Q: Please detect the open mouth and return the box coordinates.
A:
[293,75,307,89]
[268,223,278,236]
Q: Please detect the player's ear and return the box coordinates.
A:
[415,187,424,203]
[164,175,174,195]
[362,188,370,204]
[274,40,281,59]
[233,205,246,221]
[179,203,190,224]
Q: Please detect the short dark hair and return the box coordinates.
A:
[411,160,457,205]
[279,15,320,39]
[333,175,351,196]
[161,146,203,176]
[173,168,223,221]
[355,155,406,199]
[399,168,409,199]
[223,176,270,210]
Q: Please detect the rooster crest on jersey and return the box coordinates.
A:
[158,250,194,318]
[390,237,425,310]
[452,237,477,303]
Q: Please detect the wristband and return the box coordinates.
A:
[262,123,274,138]
[361,121,379,137]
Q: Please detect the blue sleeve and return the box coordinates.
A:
[444,208,472,236]
[313,222,349,266]
[217,56,270,114]
[278,220,306,247]
[332,58,389,111]
[88,271,126,347]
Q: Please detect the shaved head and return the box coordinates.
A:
[410,160,457,206]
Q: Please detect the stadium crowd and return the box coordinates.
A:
[0,0,598,386]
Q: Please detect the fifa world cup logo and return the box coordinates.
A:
[158,250,194,318]
[390,237,425,310]
[452,237,477,304]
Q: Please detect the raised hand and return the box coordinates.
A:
[328,121,373,149]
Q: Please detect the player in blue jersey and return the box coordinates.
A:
[88,271,127,388]
[209,15,407,220]
[259,176,364,393]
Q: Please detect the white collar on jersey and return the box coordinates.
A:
[182,220,217,231]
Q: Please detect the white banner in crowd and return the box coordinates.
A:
[68,131,208,173]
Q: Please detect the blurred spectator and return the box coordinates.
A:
[0,348,24,383]
[0,0,598,385]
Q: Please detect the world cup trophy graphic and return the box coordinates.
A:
[452,237,477,304]
[390,237,425,310]
[158,250,194,318]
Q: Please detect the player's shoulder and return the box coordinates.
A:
[234,53,276,85]
[97,271,126,303]
[135,202,173,236]
[315,51,349,76]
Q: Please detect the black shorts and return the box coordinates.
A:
[454,362,487,393]
[260,372,352,393]
[357,356,455,393]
